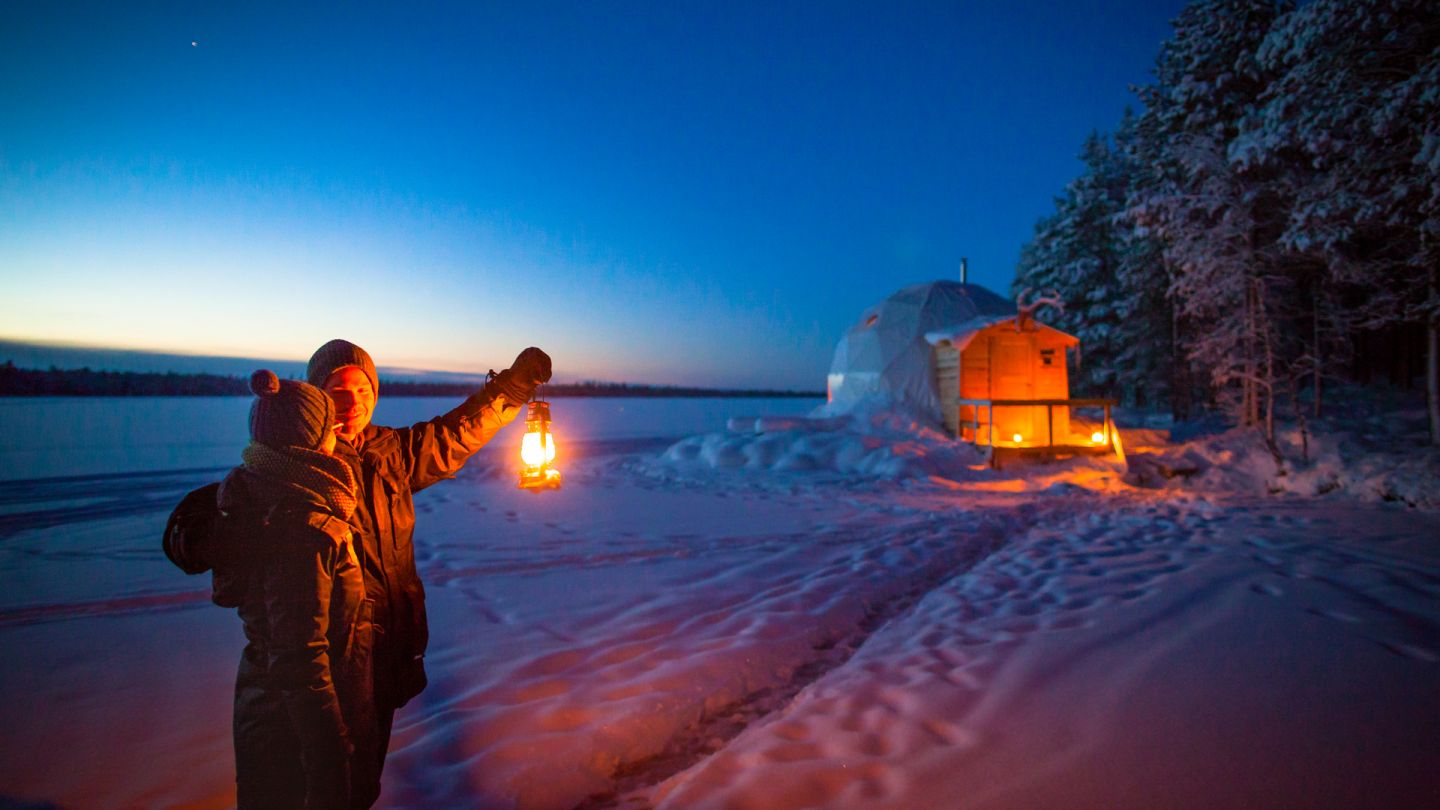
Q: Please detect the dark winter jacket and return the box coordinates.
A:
[219,466,374,810]
[333,383,516,710]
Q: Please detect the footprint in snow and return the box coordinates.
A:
[1046,614,1089,631]
[1380,642,1439,663]
[1250,582,1285,597]
[1252,552,1285,567]
[921,718,976,747]
[1307,607,1361,624]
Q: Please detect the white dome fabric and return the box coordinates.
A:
[825,281,1015,424]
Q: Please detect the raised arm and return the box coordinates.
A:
[400,347,552,492]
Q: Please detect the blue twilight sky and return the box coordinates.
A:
[1,1,1187,389]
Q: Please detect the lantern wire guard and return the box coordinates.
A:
[518,385,561,491]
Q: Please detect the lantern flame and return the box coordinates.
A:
[1091,431,1106,444]
[1012,433,1023,444]
[521,429,557,466]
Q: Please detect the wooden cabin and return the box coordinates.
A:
[928,316,1083,448]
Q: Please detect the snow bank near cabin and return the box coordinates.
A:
[659,408,989,480]
[655,397,1440,512]
[1126,423,1440,509]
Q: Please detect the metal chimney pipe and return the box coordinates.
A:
[960,257,968,284]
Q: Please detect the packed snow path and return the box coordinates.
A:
[1,451,1437,808]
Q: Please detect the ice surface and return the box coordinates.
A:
[0,397,819,481]
[1,397,1437,809]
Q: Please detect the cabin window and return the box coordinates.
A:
[1040,348,1056,367]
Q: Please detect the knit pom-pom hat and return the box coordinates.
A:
[306,339,378,395]
[248,369,336,451]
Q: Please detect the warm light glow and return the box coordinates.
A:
[518,399,562,491]
[1012,433,1023,443]
[521,429,557,466]
[1091,431,1105,444]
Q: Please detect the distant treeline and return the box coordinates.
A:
[0,362,822,399]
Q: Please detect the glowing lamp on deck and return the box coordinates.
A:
[1091,431,1106,445]
[518,399,562,491]
[1012,433,1023,444]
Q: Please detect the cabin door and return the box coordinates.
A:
[991,334,1035,442]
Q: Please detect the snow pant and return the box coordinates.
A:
[233,646,313,810]
[351,632,420,809]
[234,641,379,810]
[347,702,390,810]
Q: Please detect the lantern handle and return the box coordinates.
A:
[487,368,547,405]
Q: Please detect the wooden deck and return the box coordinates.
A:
[955,397,1121,468]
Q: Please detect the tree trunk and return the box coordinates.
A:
[1171,307,1190,422]
[1293,378,1309,463]
[1264,325,1276,445]
[1245,281,1260,427]
[1238,286,1247,424]
[1313,287,1323,420]
[1427,318,1438,444]
[1259,280,1275,446]
[1428,266,1439,445]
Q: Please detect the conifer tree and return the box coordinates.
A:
[1239,0,1440,441]
[1128,0,1293,441]
[1110,109,1179,413]
[1015,131,1129,398]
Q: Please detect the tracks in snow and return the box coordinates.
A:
[570,500,1053,810]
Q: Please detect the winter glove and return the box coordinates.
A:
[492,347,552,406]
[511,347,552,387]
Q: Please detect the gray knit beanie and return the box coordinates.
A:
[248,370,335,451]
[306,338,379,395]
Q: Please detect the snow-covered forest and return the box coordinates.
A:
[1014,0,1439,444]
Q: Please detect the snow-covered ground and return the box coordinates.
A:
[1,398,1437,809]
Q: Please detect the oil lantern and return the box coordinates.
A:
[518,397,562,491]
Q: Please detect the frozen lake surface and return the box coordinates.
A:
[0,396,820,481]
[1,396,1437,809]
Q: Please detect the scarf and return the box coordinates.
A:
[241,442,358,521]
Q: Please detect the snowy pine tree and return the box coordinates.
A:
[1110,108,1180,414]
[1014,0,1437,439]
[1239,0,1440,442]
[1014,131,1130,398]
[1127,0,1293,441]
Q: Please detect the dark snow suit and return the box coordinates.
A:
[220,468,375,810]
[331,384,516,803]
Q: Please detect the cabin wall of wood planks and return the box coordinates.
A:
[932,322,1076,444]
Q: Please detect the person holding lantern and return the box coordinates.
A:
[305,339,551,807]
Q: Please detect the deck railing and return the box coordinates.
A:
[955,397,1119,465]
